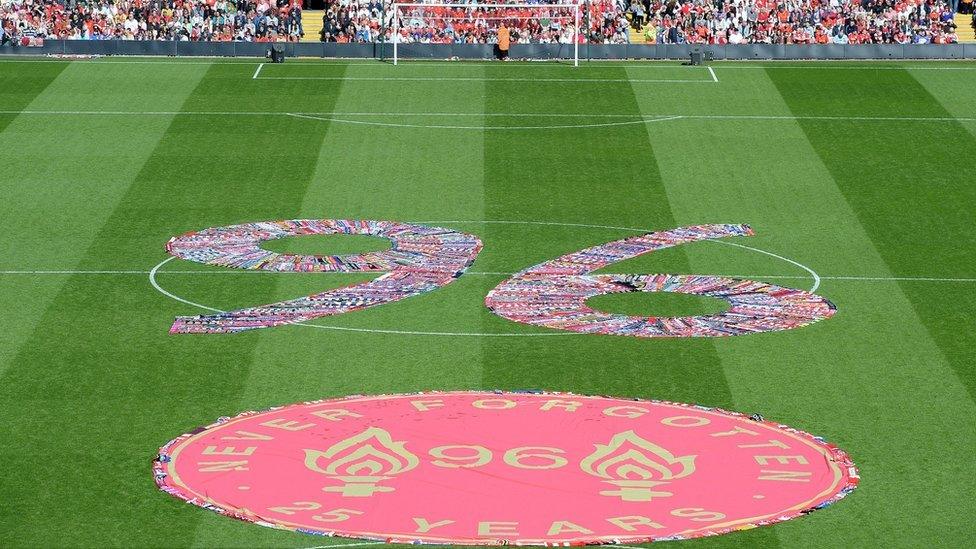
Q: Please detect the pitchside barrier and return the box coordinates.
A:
[3,40,976,59]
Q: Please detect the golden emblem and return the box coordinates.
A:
[580,430,696,502]
[304,427,419,497]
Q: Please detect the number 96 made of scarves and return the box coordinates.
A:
[164,220,835,336]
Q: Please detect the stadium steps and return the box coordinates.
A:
[957,13,976,43]
[302,10,324,42]
[628,26,647,44]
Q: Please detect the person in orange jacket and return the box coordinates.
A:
[497,22,511,60]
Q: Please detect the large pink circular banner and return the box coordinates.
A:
[154,392,858,545]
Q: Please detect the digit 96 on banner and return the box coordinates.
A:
[164,220,834,337]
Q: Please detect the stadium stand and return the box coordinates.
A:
[0,0,966,45]
[0,0,307,41]
[313,1,629,45]
[626,0,962,45]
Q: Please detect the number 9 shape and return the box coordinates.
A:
[165,219,482,334]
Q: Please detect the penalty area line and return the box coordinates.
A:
[252,62,264,79]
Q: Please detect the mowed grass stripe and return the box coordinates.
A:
[479,66,743,450]
[0,63,347,547]
[0,62,67,368]
[698,67,972,547]
[628,67,975,547]
[618,68,785,549]
[909,68,976,139]
[767,68,976,403]
[0,62,209,386]
[0,62,66,132]
[196,65,490,547]
[745,67,976,545]
[902,71,976,403]
[637,78,844,547]
[0,60,70,540]
[236,64,488,392]
[0,63,216,273]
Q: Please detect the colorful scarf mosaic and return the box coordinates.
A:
[166,220,482,334]
[485,224,835,337]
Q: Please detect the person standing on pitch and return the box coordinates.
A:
[497,22,511,60]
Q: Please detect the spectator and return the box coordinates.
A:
[1,19,12,46]
[497,20,510,58]
[630,1,645,30]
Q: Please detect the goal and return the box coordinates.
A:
[388,2,583,66]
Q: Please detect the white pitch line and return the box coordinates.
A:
[0,270,153,274]
[708,65,718,82]
[712,240,821,292]
[0,110,646,117]
[3,270,975,283]
[259,75,713,83]
[148,258,223,314]
[2,110,973,124]
[814,275,976,282]
[251,62,263,79]
[679,114,976,123]
[20,270,976,282]
[285,112,684,130]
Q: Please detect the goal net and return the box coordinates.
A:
[388,2,583,65]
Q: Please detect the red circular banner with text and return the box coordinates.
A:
[155,392,857,545]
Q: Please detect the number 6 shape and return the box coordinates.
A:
[484,224,835,337]
[165,220,482,334]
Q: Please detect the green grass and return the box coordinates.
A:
[0,57,975,548]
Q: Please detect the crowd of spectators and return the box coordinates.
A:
[628,0,964,45]
[1,0,972,45]
[317,1,630,44]
[1,0,304,41]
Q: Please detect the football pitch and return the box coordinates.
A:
[1,57,975,547]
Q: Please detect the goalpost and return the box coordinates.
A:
[390,2,582,66]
